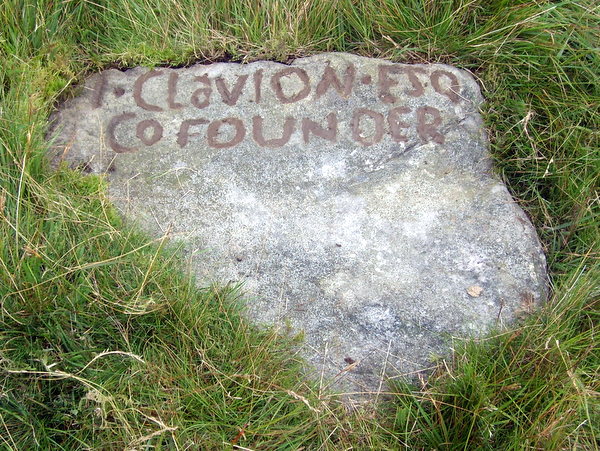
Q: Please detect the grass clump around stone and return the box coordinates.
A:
[0,0,598,449]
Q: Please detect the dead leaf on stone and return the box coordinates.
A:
[467,285,483,297]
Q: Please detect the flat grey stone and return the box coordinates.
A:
[48,53,547,397]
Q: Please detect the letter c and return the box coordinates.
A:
[107,112,138,153]
[133,70,164,111]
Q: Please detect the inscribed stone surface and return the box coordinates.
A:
[49,53,548,396]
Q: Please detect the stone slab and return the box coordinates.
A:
[48,53,548,397]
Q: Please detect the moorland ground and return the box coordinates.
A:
[0,1,598,449]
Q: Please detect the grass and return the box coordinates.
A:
[1,0,598,449]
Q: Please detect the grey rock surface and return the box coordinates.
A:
[49,53,547,397]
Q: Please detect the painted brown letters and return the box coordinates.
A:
[315,63,356,98]
[431,70,460,103]
[388,107,411,142]
[270,68,311,104]
[253,69,263,103]
[191,75,212,109]
[136,119,163,146]
[216,74,249,106]
[177,119,209,147]
[103,62,456,151]
[417,106,444,144]
[402,67,427,98]
[302,113,338,143]
[91,72,107,109]
[107,112,138,153]
[133,70,164,112]
[351,109,384,146]
[167,72,184,110]
[207,118,246,148]
[252,116,296,147]
[378,66,426,103]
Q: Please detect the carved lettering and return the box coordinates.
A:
[270,68,310,104]
[378,66,425,103]
[351,109,384,146]
[107,112,138,153]
[100,63,460,151]
[252,116,295,147]
[177,119,209,147]
[167,72,184,109]
[190,75,212,109]
[431,70,460,103]
[91,72,107,109]
[133,70,164,112]
[315,63,356,98]
[378,66,401,103]
[207,118,246,148]
[253,69,263,103]
[402,67,426,97]
[388,107,411,142]
[302,113,338,143]
[216,74,249,106]
[136,119,163,146]
[417,106,444,144]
